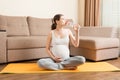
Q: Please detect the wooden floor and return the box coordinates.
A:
[0,58,120,80]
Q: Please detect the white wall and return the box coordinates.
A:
[0,0,78,23]
[118,0,120,26]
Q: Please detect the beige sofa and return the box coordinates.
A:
[0,15,119,63]
[0,15,52,63]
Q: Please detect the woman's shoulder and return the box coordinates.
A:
[47,30,54,36]
[49,30,54,34]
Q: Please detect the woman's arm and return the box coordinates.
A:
[46,31,62,62]
[68,24,80,47]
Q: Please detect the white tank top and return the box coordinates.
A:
[51,30,70,61]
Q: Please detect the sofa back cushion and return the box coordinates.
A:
[6,16,30,36]
[27,17,52,36]
[0,15,7,30]
[79,27,117,38]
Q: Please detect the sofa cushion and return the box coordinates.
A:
[79,27,117,38]
[0,15,7,30]
[6,16,29,36]
[27,16,52,36]
[7,36,47,49]
[71,36,119,50]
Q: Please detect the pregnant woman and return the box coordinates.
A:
[37,14,86,70]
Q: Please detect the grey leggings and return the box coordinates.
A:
[37,56,86,70]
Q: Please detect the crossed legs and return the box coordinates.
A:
[37,56,86,70]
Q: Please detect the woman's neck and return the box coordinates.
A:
[56,25,63,31]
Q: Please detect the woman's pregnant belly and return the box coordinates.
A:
[51,45,70,61]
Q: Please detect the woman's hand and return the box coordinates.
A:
[73,24,81,32]
[53,57,62,63]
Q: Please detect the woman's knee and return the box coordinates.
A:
[37,58,61,70]
[80,56,86,63]
[37,58,54,67]
[37,59,46,67]
[75,56,86,63]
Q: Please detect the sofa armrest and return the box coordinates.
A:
[0,30,7,63]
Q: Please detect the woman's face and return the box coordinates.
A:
[56,16,66,26]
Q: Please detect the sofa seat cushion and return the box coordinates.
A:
[77,36,119,50]
[7,36,47,49]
